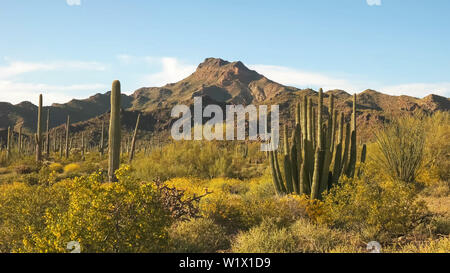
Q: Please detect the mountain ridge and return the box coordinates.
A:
[0,57,449,143]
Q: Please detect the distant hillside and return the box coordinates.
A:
[0,57,449,143]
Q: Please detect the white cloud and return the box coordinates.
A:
[0,60,106,79]
[366,0,381,6]
[248,64,449,98]
[0,59,107,105]
[379,83,450,98]
[143,57,196,87]
[66,0,81,6]
[0,80,107,105]
[248,64,365,93]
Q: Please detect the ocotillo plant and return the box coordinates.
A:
[269,89,366,200]
[35,94,43,162]
[109,80,121,182]
[65,116,70,158]
[128,113,141,163]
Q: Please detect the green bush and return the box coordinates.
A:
[373,114,425,183]
[133,141,261,181]
[320,175,429,243]
[231,218,359,253]
[231,219,298,253]
[0,166,173,253]
[168,218,230,253]
[422,111,450,182]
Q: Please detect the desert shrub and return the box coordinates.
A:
[290,218,361,253]
[168,217,230,253]
[0,182,69,253]
[14,164,35,174]
[373,114,425,183]
[20,173,40,185]
[231,218,358,253]
[431,216,450,236]
[201,191,310,234]
[30,166,172,253]
[48,163,64,173]
[0,167,10,175]
[63,163,81,174]
[231,219,298,253]
[394,237,450,253]
[421,111,450,182]
[420,180,450,198]
[167,177,310,234]
[133,140,260,181]
[320,175,429,243]
[0,166,175,253]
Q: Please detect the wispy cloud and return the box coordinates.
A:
[143,57,196,87]
[379,83,450,98]
[248,64,448,98]
[0,59,107,105]
[0,80,106,105]
[366,0,382,6]
[117,55,197,87]
[0,60,106,79]
[66,0,81,6]
[248,64,366,93]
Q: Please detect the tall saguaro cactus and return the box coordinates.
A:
[81,132,85,160]
[269,90,365,200]
[128,113,141,163]
[65,116,70,158]
[108,80,122,182]
[18,126,22,155]
[35,94,43,162]
[99,120,105,156]
[6,126,11,160]
[46,109,50,157]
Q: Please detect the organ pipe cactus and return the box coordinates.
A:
[108,80,122,182]
[269,89,366,200]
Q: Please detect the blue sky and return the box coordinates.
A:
[1,0,449,105]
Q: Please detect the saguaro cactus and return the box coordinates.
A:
[269,90,365,200]
[345,93,357,178]
[6,126,11,160]
[35,94,43,162]
[128,113,141,163]
[99,120,105,156]
[65,116,70,158]
[81,132,85,160]
[46,109,50,157]
[18,126,22,155]
[108,80,122,182]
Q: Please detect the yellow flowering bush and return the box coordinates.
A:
[0,166,173,253]
[48,163,64,173]
[63,163,81,174]
[319,176,429,243]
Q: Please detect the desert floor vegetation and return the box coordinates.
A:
[0,112,448,253]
